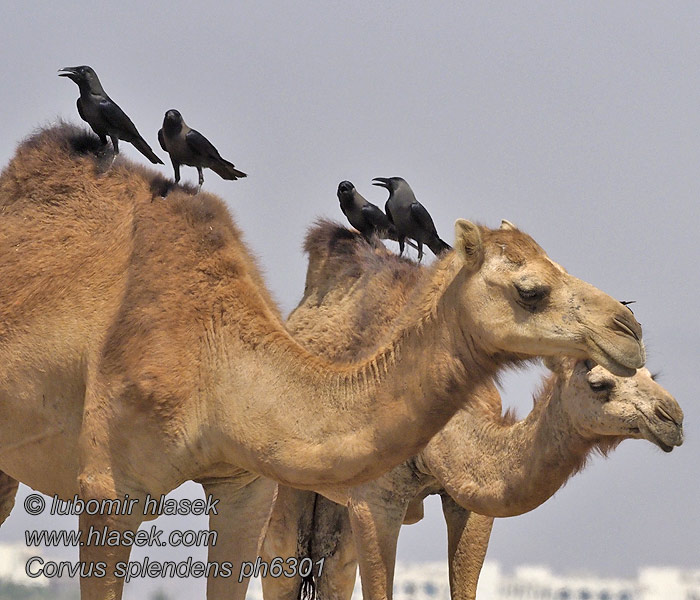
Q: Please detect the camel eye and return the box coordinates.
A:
[589,379,613,393]
[515,283,549,307]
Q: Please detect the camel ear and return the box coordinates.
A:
[500,219,517,230]
[454,219,484,271]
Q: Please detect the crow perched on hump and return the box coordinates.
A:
[337,180,395,242]
[58,65,163,165]
[372,177,451,261]
[158,109,246,191]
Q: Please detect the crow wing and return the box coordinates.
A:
[99,98,141,139]
[384,201,395,225]
[410,202,439,236]
[362,203,391,230]
[185,129,223,160]
[76,99,86,122]
[157,129,167,152]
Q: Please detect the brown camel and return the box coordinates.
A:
[260,226,682,600]
[0,125,644,600]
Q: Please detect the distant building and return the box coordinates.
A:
[243,561,700,600]
[385,562,700,600]
[477,563,637,599]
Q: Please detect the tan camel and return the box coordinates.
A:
[260,225,682,600]
[0,125,644,600]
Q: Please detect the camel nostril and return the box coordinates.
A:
[612,315,641,342]
[654,406,675,424]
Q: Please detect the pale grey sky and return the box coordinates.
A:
[1,2,698,598]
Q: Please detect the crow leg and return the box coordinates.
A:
[172,159,181,183]
[109,135,119,155]
[417,241,424,262]
[197,166,204,192]
[398,236,405,256]
[107,135,119,167]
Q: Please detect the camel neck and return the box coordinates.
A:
[423,378,594,517]
[207,254,502,488]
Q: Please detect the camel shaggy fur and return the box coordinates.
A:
[0,126,644,599]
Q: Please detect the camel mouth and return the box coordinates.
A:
[585,344,636,378]
[637,415,683,453]
[648,431,676,453]
[585,335,643,377]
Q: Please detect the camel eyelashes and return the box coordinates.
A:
[514,284,549,305]
[588,379,613,393]
[518,288,539,299]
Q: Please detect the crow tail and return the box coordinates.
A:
[212,158,247,180]
[428,237,452,256]
[132,137,164,165]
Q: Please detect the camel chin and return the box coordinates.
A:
[584,338,644,377]
[637,420,683,453]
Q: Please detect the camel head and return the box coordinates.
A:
[451,219,645,376]
[550,357,684,452]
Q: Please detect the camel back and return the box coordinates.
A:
[288,221,429,363]
[0,124,282,346]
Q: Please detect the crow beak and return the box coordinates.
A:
[58,67,78,79]
[372,177,391,188]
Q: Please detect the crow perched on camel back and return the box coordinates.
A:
[158,109,247,191]
[58,65,163,165]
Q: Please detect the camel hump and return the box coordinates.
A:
[0,123,283,341]
[301,219,420,300]
[303,219,361,262]
[20,121,103,157]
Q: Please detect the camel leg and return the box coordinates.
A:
[260,485,316,600]
[403,496,425,524]
[204,476,277,600]
[77,479,144,600]
[313,494,358,600]
[314,523,357,600]
[441,495,494,600]
[74,379,167,600]
[261,488,358,600]
[347,488,407,600]
[0,471,19,526]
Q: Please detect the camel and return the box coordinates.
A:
[262,363,683,600]
[260,224,682,600]
[0,124,645,600]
